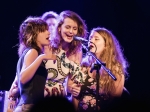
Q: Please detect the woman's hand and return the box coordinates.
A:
[8,85,19,99]
[9,88,19,98]
[70,83,81,97]
[42,45,56,60]
[7,97,19,112]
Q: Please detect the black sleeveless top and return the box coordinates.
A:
[17,48,47,105]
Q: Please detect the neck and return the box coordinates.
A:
[61,41,70,52]
[37,42,43,53]
[95,53,100,58]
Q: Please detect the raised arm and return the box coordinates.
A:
[19,49,43,84]
[20,48,56,84]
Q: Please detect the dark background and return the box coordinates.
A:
[0,0,149,102]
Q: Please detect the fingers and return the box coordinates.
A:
[71,89,80,97]
[52,54,57,60]
[8,100,17,110]
[8,94,11,99]
[44,90,48,97]
[42,46,57,60]
[8,90,13,99]
[71,84,81,97]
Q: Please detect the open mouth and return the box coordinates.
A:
[66,34,73,39]
[67,36,72,39]
[89,44,94,50]
[46,37,50,40]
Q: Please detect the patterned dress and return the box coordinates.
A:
[44,49,81,97]
[72,67,110,112]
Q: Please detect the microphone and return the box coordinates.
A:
[74,36,88,42]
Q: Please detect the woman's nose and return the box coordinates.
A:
[48,31,50,35]
[69,28,73,33]
[90,38,94,43]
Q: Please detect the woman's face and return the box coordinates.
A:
[36,30,50,49]
[88,31,105,57]
[59,17,78,43]
[46,18,57,32]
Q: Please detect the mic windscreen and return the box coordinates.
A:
[74,36,88,42]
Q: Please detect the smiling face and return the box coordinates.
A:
[59,17,78,43]
[88,31,105,57]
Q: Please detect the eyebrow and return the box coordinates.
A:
[91,36,99,39]
[65,25,77,28]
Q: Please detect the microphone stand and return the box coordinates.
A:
[81,44,117,112]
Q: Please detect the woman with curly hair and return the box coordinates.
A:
[44,10,88,97]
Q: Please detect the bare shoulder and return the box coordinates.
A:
[25,49,38,57]
[27,49,38,54]
[24,49,39,62]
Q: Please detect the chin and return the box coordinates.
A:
[90,49,95,53]
[45,42,50,45]
[65,39,72,43]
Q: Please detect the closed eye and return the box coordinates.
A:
[66,26,70,29]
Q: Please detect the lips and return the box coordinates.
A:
[67,36,72,39]
[66,34,73,38]
[46,37,50,40]
[89,44,94,49]
[66,35,73,40]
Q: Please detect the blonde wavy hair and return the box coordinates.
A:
[81,27,129,95]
